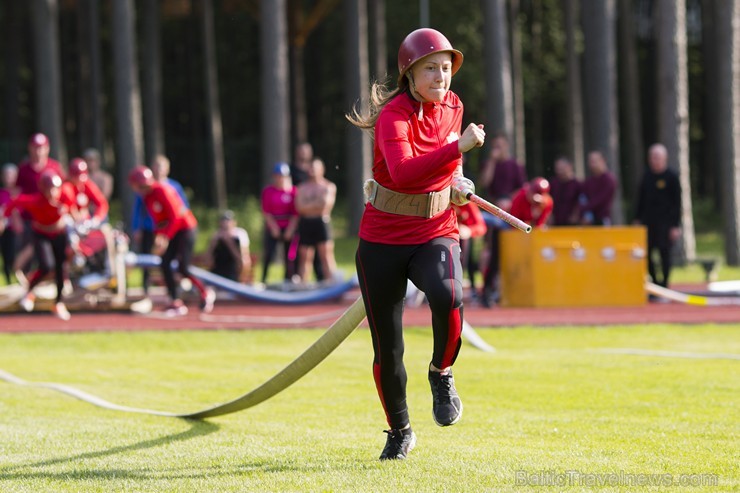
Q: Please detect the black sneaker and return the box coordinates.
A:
[379,428,416,460]
[428,370,463,426]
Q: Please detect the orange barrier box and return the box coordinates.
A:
[499,226,647,307]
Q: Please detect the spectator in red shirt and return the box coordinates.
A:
[1,170,77,320]
[581,150,617,226]
[510,177,554,228]
[128,166,215,316]
[347,28,484,460]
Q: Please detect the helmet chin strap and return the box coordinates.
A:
[406,73,426,119]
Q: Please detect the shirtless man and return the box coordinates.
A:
[294,157,338,282]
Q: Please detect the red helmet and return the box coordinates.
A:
[397,28,463,86]
[128,165,153,187]
[38,170,62,194]
[530,177,550,195]
[28,133,50,148]
[68,158,89,180]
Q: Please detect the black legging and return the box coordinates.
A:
[1,228,17,284]
[161,228,206,301]
[27,231,68,303]
[356,237,464,430]
[261,228,295,283]
[139,229,155,294]
[647,224,674,288]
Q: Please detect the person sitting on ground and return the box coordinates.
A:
[1,170,78,320]
[510,177,554,228]
[294,157,338,283]
[128,166,215,316]
[207,210,251,283]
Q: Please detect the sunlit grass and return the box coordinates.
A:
[0,324,737,492]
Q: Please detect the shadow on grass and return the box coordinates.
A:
[0,418,219,480]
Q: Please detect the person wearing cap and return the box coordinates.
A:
[206,210,251,282]
[131,155,190,305]
[509,177,554,227]
[82,148,114,200]
[260,162,299,284]
[1,170,78,320]
[346,28,484,460]
[128,165,215,316]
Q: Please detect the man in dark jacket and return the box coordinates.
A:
[634,143,682,288]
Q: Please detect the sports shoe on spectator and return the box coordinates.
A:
[164,300,188,317]
[130,297,153,314]
[200,287,216,313]
[19,293,35,312]
[52,302,71,321]
[379,428,416,460]
[428,369,463,426]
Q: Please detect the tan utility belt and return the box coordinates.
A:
[364,179,451,218]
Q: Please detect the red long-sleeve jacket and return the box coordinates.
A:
[4,189,77,236]
[510,188,554,228]
[360,90,463,245]
[141,181,197,239]
[64,180,109,224]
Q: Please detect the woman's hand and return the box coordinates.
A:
[458,123,486,153]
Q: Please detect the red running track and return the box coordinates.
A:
[0,288,738,334]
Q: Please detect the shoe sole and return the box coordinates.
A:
[432,399,463,427]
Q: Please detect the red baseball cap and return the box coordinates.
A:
[28,133,50,148]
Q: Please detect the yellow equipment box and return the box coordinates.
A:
[499,226,647,307]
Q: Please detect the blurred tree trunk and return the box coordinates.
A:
[483,0,514,147]
[200,0,227,209]
[368,0,387,81]
[581,0,624,224]
[344,0,370,233]
[141,0,165,166]
[4,0,24,159]
[508,0,527,164]
[288,1,341,152]
[654,0,695,262]
[701,0,721,210]
[528,0,544,176]
[112,0,144,229]
[31,0,66,163]
[714,0,740,265]
[261,0,291,184]
[76,0,105,157]
[563,0,585,179]
[617,0,644,200]
[289,4,308,147]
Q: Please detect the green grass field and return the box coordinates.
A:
[0,323,737,492]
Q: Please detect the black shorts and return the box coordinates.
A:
[298,217,331,246]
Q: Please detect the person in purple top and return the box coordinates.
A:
[581,150,617,226]
[478,133,527,307]
[549,156,583,226]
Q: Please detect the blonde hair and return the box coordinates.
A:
[346,77,407,133]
